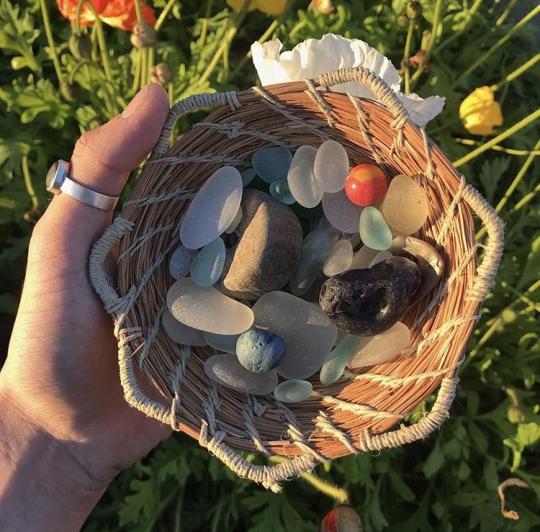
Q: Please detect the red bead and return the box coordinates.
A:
[344,163,388,207]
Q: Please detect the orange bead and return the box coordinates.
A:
[344,163,388,207]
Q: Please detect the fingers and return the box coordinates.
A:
[32,84,169,269]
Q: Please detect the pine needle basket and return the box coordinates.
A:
[89,67,504,492]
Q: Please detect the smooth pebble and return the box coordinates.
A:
[252,147,292,184]
[190,238,226,287]
[204,332,239,353]
[162,310,207,346]
[241,168,256,187]
[319,335,362,385]
[287,145,323,208]
[359,206,392,250]
[290,228,332,296]
[381,174,429,235]
[322,190,362,233]
[168,245,197,280]
[273,379,313,403]
[204,354,277,395]
[323,239,354,277]
[180,166,242,249]
[167,278,254,335]
[236,327,285,373]
[313,140,349,193]
[269,181,295,205]
[348,321,410,368]
[253,291,337,379]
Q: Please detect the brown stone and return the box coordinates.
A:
[220,189,303,300]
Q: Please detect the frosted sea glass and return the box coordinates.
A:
[190,238,226,287]
[167,278,253,335]
[320,334,362,385]
[269,181,295,205]
[168,245,197,280]
[273,379,313,403]
[323,239,354,277]
[252,146,292,184]
[162,310,207,346]
[225,206,243,234]
[313,140,349,193]
[203,332,240,354]
[359,206,392,250]
[322,190,362,233]
[253,291,337,379]
[180,166,242,249]
[349,245,379,269]
[287,145,323,208]
[204,354,277,395]
[369,250,393,267]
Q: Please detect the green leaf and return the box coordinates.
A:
[244,492,309,532]
[422,442,445,478]
[478,157,510,203]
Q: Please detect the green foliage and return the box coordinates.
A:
[0,0,539,530]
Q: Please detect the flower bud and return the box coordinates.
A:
[406,1,422,20]
[310,0,334,14]
[69,33,92,61]
[421,30,432,51]
[151,63,172,85]
[130,21,157,48]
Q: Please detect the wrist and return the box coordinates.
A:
[0,383,108,531]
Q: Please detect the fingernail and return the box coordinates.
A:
[121,85,150,118]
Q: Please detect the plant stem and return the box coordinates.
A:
[140,46,148,89]
[131,48,142,95]
[38,0,65,87]
[508,183,539,215]
[453,108,540,168]
[155,0,177,32]
[454,138,540,156]
[21,154,39,210]
[490,54,540,91]
[134,0,143,22]
[410,0,445,87]
[434,0,482,54]
[453,5,540,86]
[268,456,350,504]
[147,47,154,84]
[496,0,518,26]
[402,18,415,94]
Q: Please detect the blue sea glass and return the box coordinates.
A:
[252,146,292,184]
[190,237,226,287]
[269,181,295,205]
[241,168,256,187]
[319,335,362,385]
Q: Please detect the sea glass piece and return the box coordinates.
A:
[313,140,349,193]
[167,278,254,335]
[287,145,323,208]
[162,310,207,346]
[349,245,378,269]
[290,228,332,296]
[273,379,313,403]
[169,245,197,280]
[320,334,362,385]
[323,239,354,277]
[322,190,362,233]
[252,146,292,184]
[391,236,445,298]
[359,206,392,250]
[241,168,256,187]
[381,174,429,235]
[319,257,421,335]
[190,237,226,287]
[344,163,388,206]
[236,328,285,373]
[269,181,295,205]
[253,291,338,379]
[369,250,393,267]
[204,354,277,395]
[180,166,242,249]
[225,206,243,234]
[348,321,410,368]
[203,332,239,354]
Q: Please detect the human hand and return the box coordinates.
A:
[0,84,170,531]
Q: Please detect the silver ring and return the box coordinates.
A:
[45,159,119,212]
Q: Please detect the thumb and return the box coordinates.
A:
[33,83,169,270]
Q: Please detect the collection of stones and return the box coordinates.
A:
[165,140,444,403]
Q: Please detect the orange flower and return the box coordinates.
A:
[56,0,156,32]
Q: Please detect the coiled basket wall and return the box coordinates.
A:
[89,67,504,492]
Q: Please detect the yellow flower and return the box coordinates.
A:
[227,0,287,16]
[459,86,503,136]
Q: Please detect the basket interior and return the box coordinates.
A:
[116,82,479,459]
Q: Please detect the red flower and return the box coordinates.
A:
[57,0,156,32]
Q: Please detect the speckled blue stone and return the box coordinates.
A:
[236,327,286,373]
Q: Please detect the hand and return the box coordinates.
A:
[0,84,171,531]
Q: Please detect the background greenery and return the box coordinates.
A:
[0,0,539,530]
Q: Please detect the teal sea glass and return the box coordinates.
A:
[252,147,292,184]
[359,206,392,250]
[190,237,226,287]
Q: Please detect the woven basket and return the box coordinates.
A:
[89,67,504,492]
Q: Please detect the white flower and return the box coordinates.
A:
[251,34,445,127]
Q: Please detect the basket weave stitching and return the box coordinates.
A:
[89,66,504,492]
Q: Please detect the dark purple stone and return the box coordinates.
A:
[319,257,421,336]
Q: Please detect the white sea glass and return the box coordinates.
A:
[313,140,349,193]
[225,206,243,234]
[323,239,354,276]
[287,145,322,208]
[322,190,362,233]
[162,310,207,346]
[369,250,393,267]
[349,245,379,270]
